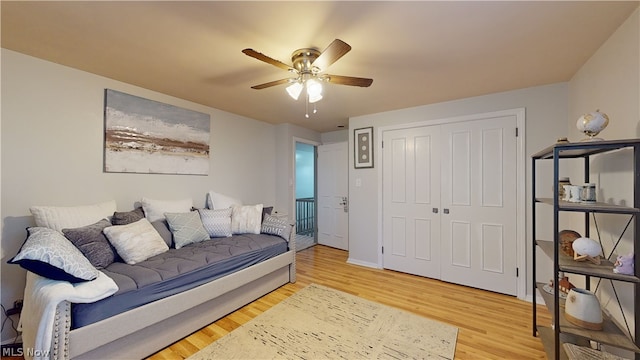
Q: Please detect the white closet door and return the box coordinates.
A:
[317,142,349,250]
[439,115,518,295]
[382,126,441,278]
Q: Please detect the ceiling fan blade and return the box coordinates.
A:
[326,75,373,87]
[251,78,291,90]
[242,49,294,71]
[312,39,351,71]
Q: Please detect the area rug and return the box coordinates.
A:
[188,283,458,359]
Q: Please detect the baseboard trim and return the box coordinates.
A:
[524,290,546,305]
[346,258,380,269]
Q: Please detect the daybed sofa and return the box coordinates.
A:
[10,195,296,360]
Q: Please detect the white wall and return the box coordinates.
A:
[347,83,569,295]
[569,8,639,143]
[567,8,639,349]
[0,49,320,342]
[321,129,348,144]
[274,123,321,223]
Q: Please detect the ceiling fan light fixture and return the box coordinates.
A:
[286,81,303,100]
[308,91,323,104]
[306,78,323,103]
[243,39,372,118]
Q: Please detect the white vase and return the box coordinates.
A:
[564,288,603,330]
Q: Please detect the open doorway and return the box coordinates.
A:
[294,141,317,251]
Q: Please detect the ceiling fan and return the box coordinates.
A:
[242,39,373,117]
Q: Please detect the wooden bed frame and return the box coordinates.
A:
[50,238,296,359]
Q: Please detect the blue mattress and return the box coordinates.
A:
[71,233,288,329]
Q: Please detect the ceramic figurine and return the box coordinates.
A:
[613,253,634,275]
[558,277,575,295]
[572,237,602,264]
[543,276,575,299]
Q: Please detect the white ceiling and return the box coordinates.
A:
[2,1,638,133]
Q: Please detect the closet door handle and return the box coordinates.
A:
[433,208,438,214]
[443,208,450,214]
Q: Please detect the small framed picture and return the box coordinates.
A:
[354,127,374,169]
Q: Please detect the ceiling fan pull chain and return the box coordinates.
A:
[305,93,310,118]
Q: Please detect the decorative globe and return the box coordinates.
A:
[577,110,609,141]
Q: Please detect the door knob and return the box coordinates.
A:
[443,208,449,214]
[433,208,439,213]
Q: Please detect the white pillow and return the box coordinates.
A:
[103,218,169,265]
[207,191,242,210]
[199,208,233,238]
[30,200,117,232]
[141,197,193,223]
[231,204,263,234]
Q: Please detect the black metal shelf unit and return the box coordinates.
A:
[531,139,640,360]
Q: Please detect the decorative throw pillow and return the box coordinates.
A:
[261,214,292,241]
[112,207,145,225]
[141,197,193,223]
[29,200,117,231]
[103,218,169,264]
[62,219,115,269]
[164,212,210,249]
[9,227,98,283]
[199,208,233,238]
[231,204,263,234]
[206,191,242,210]
[109,207,148,260]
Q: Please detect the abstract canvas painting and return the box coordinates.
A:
[104,89,210,175]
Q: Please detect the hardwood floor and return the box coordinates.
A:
[148,245,552,359]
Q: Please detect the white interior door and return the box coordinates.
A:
[381,115,518,296]
[439,116,517,295]
[317,142,349,250]
[382,127,441,278]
